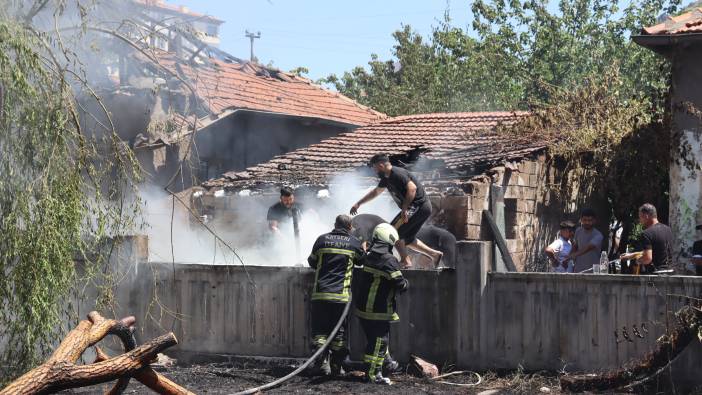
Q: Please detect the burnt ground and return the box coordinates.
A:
[62,359,702,394]
[63,360,563,394]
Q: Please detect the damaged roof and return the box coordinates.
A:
[642,7,702,35]
[135,0,224,23]
[203,111,546,189]
[156,53,385,127]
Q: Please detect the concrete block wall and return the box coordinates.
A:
[112,262,456,364]
[105,238,702,384]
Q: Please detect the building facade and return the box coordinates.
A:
[634,7,702,268]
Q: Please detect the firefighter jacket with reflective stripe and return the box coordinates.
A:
[307,228,364,303]
[352,245,408,321]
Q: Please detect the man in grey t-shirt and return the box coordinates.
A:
[569,208,604,273]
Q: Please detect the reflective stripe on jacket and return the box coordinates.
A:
[307,228,363,303]
[352,248,408,321]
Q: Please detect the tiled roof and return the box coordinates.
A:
[203,111,546,189]
[642,7,702,35]
[156,54,385,126]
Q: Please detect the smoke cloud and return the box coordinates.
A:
[141,172,398,266]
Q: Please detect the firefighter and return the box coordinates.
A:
[307,214,364,376]
[353,223,409,385]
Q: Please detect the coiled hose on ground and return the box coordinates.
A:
[232,300,352,395]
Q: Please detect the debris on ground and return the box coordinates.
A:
[408,355,439,378]
[63,361,565,394]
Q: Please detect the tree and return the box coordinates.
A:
[322,1,682,116]
[0,1,142,381]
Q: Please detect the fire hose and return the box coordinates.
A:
[232,299,352,395]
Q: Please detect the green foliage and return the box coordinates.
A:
[503,66,671,249]
[289,66,310,77]
[322,0,681,116]
[0,15,140,380]
[322,0,685,252]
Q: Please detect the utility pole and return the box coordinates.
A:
[245,30,261,62]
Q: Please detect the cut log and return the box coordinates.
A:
[560,305,702,392]
[95,347,194,395]
[0,311,184,395]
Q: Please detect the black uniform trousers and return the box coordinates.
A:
[359,318,390,377]
[310,301,348,361]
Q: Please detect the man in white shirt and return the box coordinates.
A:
[568,208,604,273]
[545,221,576,273]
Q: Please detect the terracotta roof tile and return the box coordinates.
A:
[203,111,546,189]
[642,7,702,35]
[155,53,385,126]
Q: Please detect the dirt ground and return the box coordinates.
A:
[62,360,702,394]
[64,361,563,394]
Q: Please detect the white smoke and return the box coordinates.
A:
[141,172,398,266]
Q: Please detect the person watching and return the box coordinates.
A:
[620,203,673,274]
[545,221,576,273]
[568,208,604,273]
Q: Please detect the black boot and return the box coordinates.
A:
[330,350,351,376]
[309,351,331,376]
[382,355,402,375]
[366,370,393,385]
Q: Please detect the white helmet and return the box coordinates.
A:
[372,223,399,245]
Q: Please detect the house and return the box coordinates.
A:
[74,2,385,191]
[634,7,702,264]
[134,0,224,49]
[125,52,385,190]
[198,112,606,271]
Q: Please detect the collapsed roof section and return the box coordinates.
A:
[88,2,385,145]
[153,52,385,127]
[202,111,547,191]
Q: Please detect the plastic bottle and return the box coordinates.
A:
[599,251,608,275]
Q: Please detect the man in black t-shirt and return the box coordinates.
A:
[350,154,443,268]
[267,187,303,235]
[621,203,673,274]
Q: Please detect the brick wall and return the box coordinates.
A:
[430,154,604,271]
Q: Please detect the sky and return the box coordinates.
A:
[174,0,472,81]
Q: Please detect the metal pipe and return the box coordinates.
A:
[292,207,301,263]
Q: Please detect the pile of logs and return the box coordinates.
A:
[0,311,192,395]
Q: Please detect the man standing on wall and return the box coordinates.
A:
[307,215,364,376]
[620,203,674,274]
[353,223,408,385]
[267,187,303,235]
[568,209,604,273]
[350,154,443,269]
